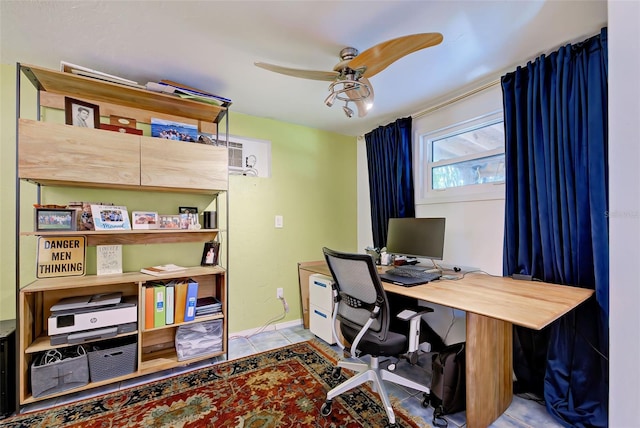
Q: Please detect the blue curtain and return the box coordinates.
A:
[502,28,608,427]
[365,117,415,248]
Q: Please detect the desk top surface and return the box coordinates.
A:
[299,261,594,330]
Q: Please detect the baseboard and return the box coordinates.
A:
[230,318,303,338]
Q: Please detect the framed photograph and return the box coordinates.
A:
[179,213,200,229]
[159,214,181,229]
[179,206,198,214]
[132,211,159,229]
[201,241,220,266]
[90,204,131,230]
[35,208,77,232]
[64,97,100,128]
[151,118,197,142]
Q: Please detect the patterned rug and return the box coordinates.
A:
[3,339,430,427]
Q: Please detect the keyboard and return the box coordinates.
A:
[386,266,442,281]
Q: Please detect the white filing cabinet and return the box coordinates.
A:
[309,274,335,344]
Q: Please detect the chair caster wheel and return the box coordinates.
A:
[387,362,396,371]
[422,392,430,407]
[331,367,341,379]
[408,351,418,365]
[320,400,333,416]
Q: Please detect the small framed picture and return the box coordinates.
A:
[64,97,100,128]
[159,214,181,229]
[179,206,198,214]
[132,211,159,229]
[201,241,220,266]
[35,208,77,232]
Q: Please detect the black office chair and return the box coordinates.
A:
[320,247,430,427]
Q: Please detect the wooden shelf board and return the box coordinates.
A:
[139,348,225,373]
[21,64,227,123]
[22,229,219,246]
[26,331,138,354]
[142,313,224,333]
[20,266,225,293]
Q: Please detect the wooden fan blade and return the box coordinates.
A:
[255,62,339,81]
[348,33,443,78]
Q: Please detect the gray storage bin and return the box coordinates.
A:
[31,346,89,398]
[175,319,223,361]
[87,337,137,382]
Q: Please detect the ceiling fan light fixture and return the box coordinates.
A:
[325,77,373,117]
[324,91,337,107]
[342,103,354,118]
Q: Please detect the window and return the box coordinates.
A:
[417,111,505,203]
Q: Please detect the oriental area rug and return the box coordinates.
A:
[3,339,430,428]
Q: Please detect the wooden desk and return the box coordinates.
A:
[298,261,593,428]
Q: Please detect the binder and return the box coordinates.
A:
[154,284,166,328]
[144,285,154,330]
[184,279,199,322]
[165,282,175,325]
[174,280,188,323]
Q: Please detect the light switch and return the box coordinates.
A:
[275,215,284,228]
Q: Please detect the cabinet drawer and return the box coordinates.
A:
[18,119,139,186]
[140,136,228,191]
[309,274,334,311]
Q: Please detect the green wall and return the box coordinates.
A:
[0,63,358,333]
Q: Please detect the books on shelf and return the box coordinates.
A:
[165,282,175,325]
[143,278,220,328]
[91,204,131,230]
[184,279,199,322]
[153,283,166,328]
[144,285,154,330]
[140,264,186,276]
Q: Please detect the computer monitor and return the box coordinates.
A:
[385,217,446,261]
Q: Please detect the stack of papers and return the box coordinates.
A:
[146,80,232,107]
[140,264,187,276]
[60,61,145,89]
[195,296,222,317]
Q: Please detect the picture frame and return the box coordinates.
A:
[90,204,131,230]
[179,206,198,214]
[201,241,220,266]
[151,118,198,142]
[64,97,100,128]
[132,211,159,229]
[159,214,181,229]
[35,208,77,232]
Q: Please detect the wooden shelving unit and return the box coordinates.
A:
[15,63,230,406]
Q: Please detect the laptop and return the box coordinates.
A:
[378,272,431,287]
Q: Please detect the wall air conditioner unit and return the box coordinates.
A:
[228,141,243,172]
[228,141,259,176]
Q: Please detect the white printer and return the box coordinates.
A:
[48,292,137,345]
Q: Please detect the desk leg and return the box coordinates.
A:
[465,313,513,428]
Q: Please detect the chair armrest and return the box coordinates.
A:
[396,308,433,322]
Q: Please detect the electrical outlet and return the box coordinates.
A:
[277,288,284,299]
[275,215,283,228]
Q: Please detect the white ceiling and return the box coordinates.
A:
[0,1,607,136]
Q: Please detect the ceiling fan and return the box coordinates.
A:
[255,33,443,118]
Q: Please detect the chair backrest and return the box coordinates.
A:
[322,247,391,342]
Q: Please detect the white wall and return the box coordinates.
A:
[608,1,640,425]
[358,6,638,423]
[357,84,504,344]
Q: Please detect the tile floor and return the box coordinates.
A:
[20,324,562,428]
